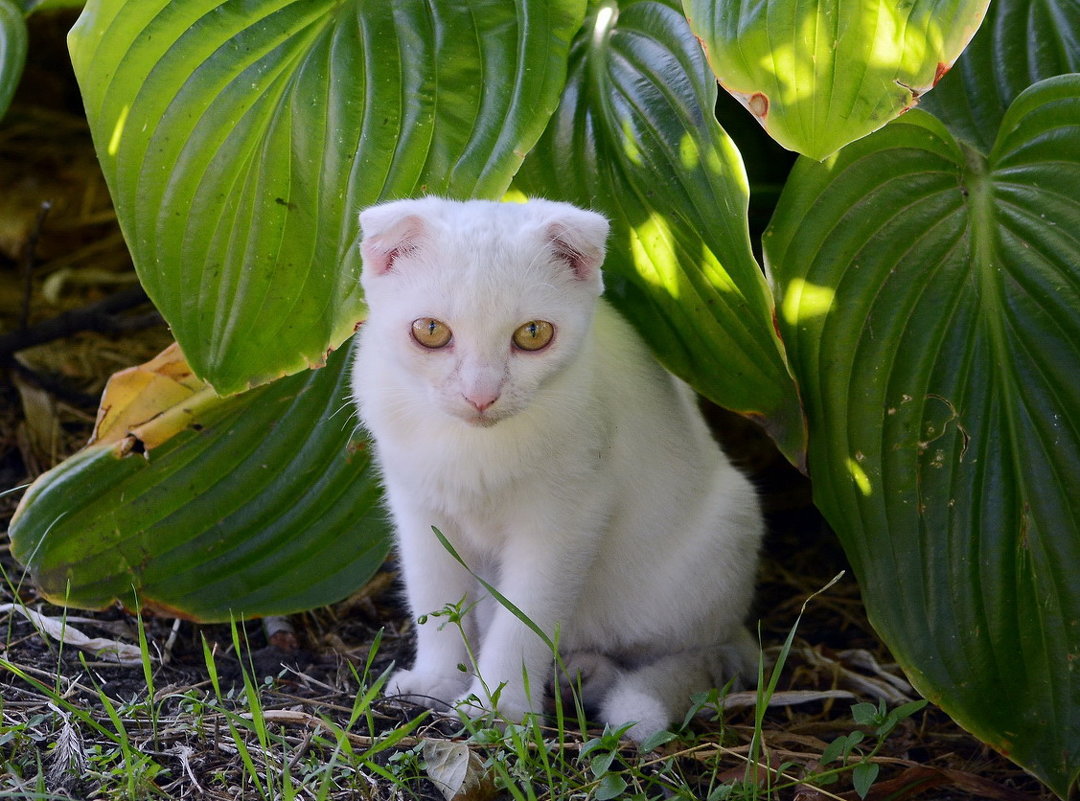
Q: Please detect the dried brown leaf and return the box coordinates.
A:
[423,739,497,801]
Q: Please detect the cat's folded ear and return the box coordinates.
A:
[541,205,610,286]
[358,202,428,276]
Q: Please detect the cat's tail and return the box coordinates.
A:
[598,627,759,744]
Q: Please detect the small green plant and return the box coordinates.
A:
[0,595,944,801]
[579,723,637,800]
[815,699,930,798]
[742,575,844,796]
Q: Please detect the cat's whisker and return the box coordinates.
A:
[329,400,360,428]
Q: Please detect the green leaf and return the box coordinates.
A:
[514,0,804,465]
[0,0,27,121]
[9,341,389,622]
[595,772,628,801]
[69,0,584,395]
[851,762,879,799]
[849,702,878,728]
[590,750,617,778]
[684,0,990,160]
[820,735,848,766]
[920,0,1080,152]
[638,729,677,751]
[766,77,1080,797]
[878,699,928,736]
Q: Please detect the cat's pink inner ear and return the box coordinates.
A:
[359,213,426,276]
[545,220,608,281]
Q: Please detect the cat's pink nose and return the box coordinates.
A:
[464,392,499,412]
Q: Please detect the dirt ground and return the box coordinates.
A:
[0,11,1059,801]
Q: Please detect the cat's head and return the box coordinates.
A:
[357,197,610,428]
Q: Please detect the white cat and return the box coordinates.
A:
[350,197,763,742]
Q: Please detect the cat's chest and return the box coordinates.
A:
[375,411,606,517]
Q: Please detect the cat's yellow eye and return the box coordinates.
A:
[411,318,452,349]
[512,320,554,351]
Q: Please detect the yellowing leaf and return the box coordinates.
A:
[90,343,220,452]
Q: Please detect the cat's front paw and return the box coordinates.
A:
[386,667,469,709]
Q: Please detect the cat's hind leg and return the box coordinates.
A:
[598,628,760,744]
[596,653,709,743]
[553,649,623,714]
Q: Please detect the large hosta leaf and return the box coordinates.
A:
[0,0,27,121]
[684,0,989,160]
[9,342,389,622]
[765,77,1080,796]
[920,0,1080,152]
[69,0,584,395]
[514,0,804,464]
